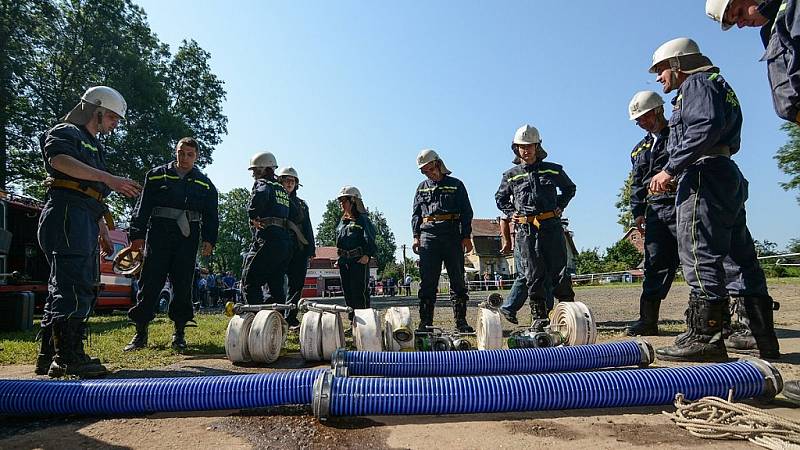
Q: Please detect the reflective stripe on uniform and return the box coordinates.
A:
[192,179,210,189]
[81,141,98,152]
[538,169,560,175]
[148,173,181,181]
[631,141,651,159]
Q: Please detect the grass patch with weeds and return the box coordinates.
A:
[0,313,238,368]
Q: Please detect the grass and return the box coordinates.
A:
[0,313,235,368]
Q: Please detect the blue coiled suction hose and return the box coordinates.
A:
[0,368,324,416]
[332,340,653,377]
[313,359,781,419]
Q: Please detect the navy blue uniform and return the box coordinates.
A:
[762,0,800,123]
[665,71,768,304]
[411,175,473,327]
[495,160,576,317]
[285,193,315,323]
[240,178,292,304]
[127,162,218,325]
[630,128,680,306]
[336,214,377,317]
[38,123,111,327]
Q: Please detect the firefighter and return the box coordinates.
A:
[277,166,315,329]
[495,125,576,331]
[624,91,679,336]
[37,86,141,377]
[336,186,377,327]
[705,0,794,123]
[240,152,293,307]
[648,37,779,361]
[412,149,475,333]
[124,137,219,351]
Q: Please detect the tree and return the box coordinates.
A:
[754,239,779,257]
[2,0,227,201]
[575,248,603,275]
[603,239,643,271]
[315,199,397,273]
[777,123,800,204]
[615,172,634,232]
[788,238,800,254]
[210,188,251,275]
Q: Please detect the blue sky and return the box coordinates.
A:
[135,0,799,256]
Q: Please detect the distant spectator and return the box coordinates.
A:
[404,274,412,296]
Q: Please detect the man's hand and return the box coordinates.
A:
[201,241,213,257]
[98,220,114,256]
[635,215,645,235]
[129,239,145,251]
[412,237,421,254]
[649,170,674,194]
[103,173,141,198]
[462,238,474,254]
[357,255,370,265]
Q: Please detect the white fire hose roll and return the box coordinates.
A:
[353,308,383,352]
[550,301,597,346]
[476,307,504,350]
[300,310,324,361]
[383,307,414,352]
[248,310,287,363]
[320,312,346,360]
[225,313,255,363]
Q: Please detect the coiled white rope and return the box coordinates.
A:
[476,307,504,350]
[225,313,255,363]
[353,309,383,352]
[300,310,323,361]
[549,301,597,346]
[665,393,800,450]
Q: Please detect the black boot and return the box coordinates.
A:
[285,309,301,330]
[74,322,102,365]
[725,296,756,353]
[172,322,187,351]
[34,326,53,376]
[530,299,550,332]
[656,297,728,362]
[744,296,781,360]
[124,322,149,352]
[416,300,434,332]
[626,299,661,336]
[48,319,109,378]
[453,300,474,333]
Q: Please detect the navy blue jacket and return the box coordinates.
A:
[129,161,219,244]
[288,193,316,258]
[762,0,800,122]
[336,214,377,257]
[412,175,474,239]
[630,126,671,218]
[248,177,291,241]
[495,161,576,219]
[40,123,112,203]
[664,71,742,177]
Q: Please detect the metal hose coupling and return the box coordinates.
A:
[224,302,295,317]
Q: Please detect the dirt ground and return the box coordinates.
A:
[2,281,800,450]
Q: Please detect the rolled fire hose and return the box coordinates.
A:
[248,310,287,364]
[225,303,295,364]
[476,307,503,350]
[299,301,351,361]
[353,309,383,352]
[383,307,415,352]
[331,339,653,377]
[0,369,325,416]
[313,358,782,420]
[550,301,597,346]
[225,313,255,363]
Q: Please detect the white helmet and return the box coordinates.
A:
[628,91,664,120]
[249,152,277,170]
[276,166,299,180]
[416,149,452,175]
[649,37,702,73]
[513,124,542,145]
[705,0,734,30]
[82,86,127,118]
[337,185,367,213]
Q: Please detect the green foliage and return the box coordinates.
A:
[575,240,642,274]
[315,199,397,273]
[209,187,251,274]
[1,0,227,198]
[789,238,800,254]
[754,239,779,257]
[777,123,800,203]
[615,171,634,232]
[575,248,604,275]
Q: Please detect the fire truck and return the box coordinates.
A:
[0,190,135,331]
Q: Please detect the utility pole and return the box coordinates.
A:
[401,244,407,278]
